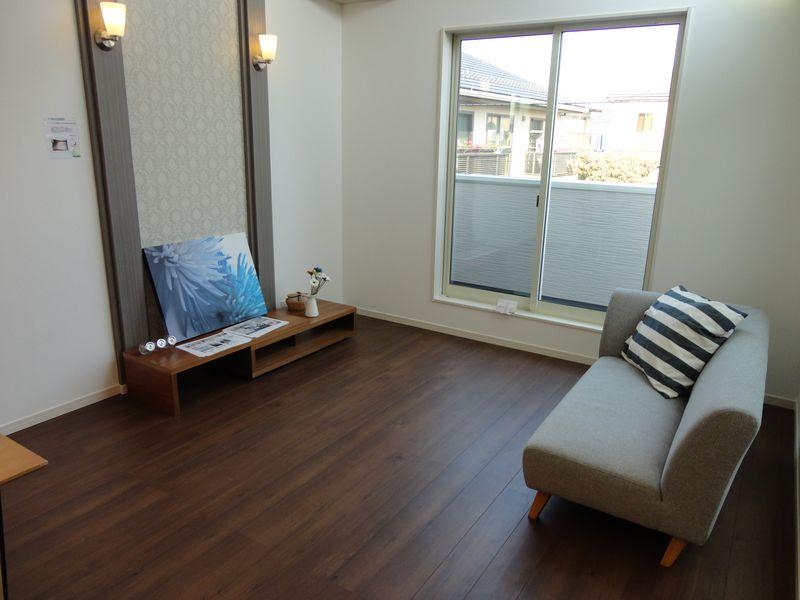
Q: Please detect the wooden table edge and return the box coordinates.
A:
[0,437,48,488]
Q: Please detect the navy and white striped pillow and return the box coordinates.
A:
[621,286,748,399]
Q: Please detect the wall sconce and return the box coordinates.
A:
[95,1,127,51]
[253,33,277,71]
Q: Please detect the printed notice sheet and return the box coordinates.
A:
[177,332,250,357]
[44,117,81,158]
[224,316,289,338]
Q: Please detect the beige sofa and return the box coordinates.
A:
[522,288,769,566]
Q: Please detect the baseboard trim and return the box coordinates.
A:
[357,307,595,366]
[0,384,124,435]
[764,394,797,410]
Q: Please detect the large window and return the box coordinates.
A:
[442,15,684,322]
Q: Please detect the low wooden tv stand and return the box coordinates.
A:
[123,300,356,416]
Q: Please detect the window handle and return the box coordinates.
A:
[536,194,540,208]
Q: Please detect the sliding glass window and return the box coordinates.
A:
[443,15,684,322]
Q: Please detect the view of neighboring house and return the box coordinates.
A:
[456,53,668,182]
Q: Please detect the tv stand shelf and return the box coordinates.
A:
[123,301,355,415]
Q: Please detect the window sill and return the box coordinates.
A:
[432,293,604,333]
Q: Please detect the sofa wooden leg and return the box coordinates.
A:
[660,537,687,567]
[527,491,551,521]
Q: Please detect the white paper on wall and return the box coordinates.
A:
[44,117,81,159]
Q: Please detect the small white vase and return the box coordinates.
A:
[305,295,319,317]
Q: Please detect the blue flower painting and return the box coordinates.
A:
[143,233,268,341]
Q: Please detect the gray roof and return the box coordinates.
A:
[460,53,548,105]
[461,53,668,106]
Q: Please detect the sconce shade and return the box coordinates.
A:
[100,2,127,37]
[258,34,278,63]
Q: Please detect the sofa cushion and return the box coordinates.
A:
[621,285,747,399]
[523,357,686,509]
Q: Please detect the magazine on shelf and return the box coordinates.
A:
[177,332,251,358]
[223,316,289,338]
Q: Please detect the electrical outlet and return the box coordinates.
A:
[495,298,518,315]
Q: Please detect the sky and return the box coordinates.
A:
[463,24,680,101]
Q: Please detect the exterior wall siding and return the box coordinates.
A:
[451,174,655,307]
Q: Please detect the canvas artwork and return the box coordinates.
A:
[143,233,268,342]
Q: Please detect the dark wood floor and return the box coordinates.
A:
[6,316,795,599]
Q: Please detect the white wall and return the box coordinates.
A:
[342,0,800,399]
[268,0,344,304]
[0,1,120,432]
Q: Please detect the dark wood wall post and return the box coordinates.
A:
[74,0,148,374]
[239,0,277,309]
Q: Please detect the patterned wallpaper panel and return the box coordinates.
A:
[123,0,247,247]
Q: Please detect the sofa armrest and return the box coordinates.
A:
[659,409,759,544]
[659,309,768,544]
[599,288,660,358]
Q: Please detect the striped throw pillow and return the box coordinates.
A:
[621,286,748,399]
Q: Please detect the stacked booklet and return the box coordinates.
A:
[223,316,289,338]
[177,332,250,358]
[177,317,289,358]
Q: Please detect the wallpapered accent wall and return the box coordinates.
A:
[123,0,247,247]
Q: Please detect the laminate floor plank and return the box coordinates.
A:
[334,358,580,593]
[356,374,581,600]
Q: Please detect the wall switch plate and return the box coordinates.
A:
[495,298,518,315]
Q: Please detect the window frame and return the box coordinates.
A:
[436,12,687,327]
